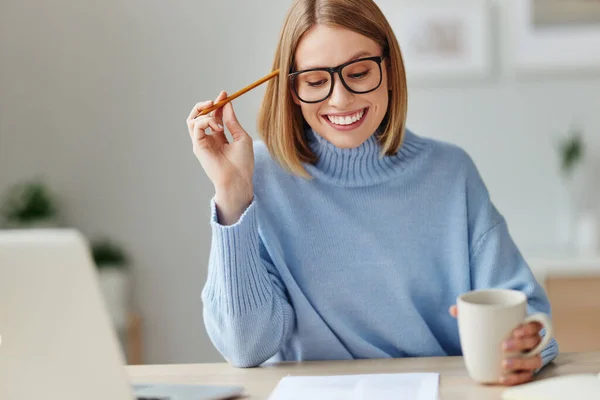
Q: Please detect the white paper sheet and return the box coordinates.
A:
[268,372,439,400]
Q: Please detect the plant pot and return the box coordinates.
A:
[557,164,590,249]
[574,211,599,257]
[97,267,130,330]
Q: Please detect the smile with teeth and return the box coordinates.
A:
[326,109,366,126]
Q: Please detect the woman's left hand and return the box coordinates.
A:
[449,305,543,386]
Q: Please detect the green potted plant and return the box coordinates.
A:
[91,238,131,330]
[92,238,129,270]
[0,179,61,228]
[555,125,598,255]
[557,126,585,180]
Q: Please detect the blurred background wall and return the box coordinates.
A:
[1,0,599,363]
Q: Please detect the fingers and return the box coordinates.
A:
[500,370,534,386]
[449,305,458,318]
[207,118,224,134]
[186,90,227,125]
[209,91,228,145]
[512,322,543,339]
[222,101,247,141]
[190,114,225,149]
[186,93,231,149]
[504,322,542,352]
[192,117,209,146]
[187,100,213,123]
[499,322,543,386]
[503,334,542,352]
[213,91,227,127]
[503,355,542,373]
[187,100,214,140]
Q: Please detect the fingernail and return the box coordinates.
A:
[218,123,223,129]
[504,340,514,350]
[500,376,507,384]
[503,359,513,368]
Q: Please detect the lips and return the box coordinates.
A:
[324,108,366,126]
[321,107,369,132]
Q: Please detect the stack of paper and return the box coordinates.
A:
[268,373,439,400]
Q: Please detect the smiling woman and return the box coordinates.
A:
[288,31,388,147]
[186,0,559,387]
[257,2,407,176]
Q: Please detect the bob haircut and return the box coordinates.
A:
[257,0,408,178]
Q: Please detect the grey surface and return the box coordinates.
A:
[133,383,244,400]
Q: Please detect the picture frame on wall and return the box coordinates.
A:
[380,0,493,85]
[505,0,600,74]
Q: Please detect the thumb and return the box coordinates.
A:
[222,101,247,141]
[213,90,227,128]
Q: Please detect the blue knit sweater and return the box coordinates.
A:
[201,128,558,368]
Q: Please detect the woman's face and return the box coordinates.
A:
[292,24,389,149]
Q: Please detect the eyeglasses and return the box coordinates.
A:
[289,55,386,104]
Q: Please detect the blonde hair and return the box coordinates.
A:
[257,0,408,178]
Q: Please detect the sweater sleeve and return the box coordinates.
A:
[466,159,559,370]
[201,198,295,367]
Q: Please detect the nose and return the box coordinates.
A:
[328,73,354,109]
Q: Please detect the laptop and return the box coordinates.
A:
[0,229,244,400]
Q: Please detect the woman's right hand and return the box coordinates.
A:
[187,91,254,225]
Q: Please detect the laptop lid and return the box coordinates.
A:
[0,229,134,400]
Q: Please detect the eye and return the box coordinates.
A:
[307,80,327,87]
[348,70,370,79]
[297,70,330,89]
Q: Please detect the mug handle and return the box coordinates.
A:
[520,313,554,357]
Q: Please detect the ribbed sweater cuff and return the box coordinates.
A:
[540,341,558,367]
[203,198,273,316]
[536,329,559,374]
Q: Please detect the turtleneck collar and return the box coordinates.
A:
[303,127,428,187]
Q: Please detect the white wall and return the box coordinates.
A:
[0,0,292,364]
[379,0,600,252]
[1,0,598,363]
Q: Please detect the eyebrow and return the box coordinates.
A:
[297,50,374,71]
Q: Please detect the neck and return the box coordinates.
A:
[304,128,427,187]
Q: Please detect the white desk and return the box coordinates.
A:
[127,352,600,400]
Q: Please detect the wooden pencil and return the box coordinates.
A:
[198,69,280,116]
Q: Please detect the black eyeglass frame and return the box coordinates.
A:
[288,55,386,104]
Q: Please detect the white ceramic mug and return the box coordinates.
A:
[457,289,554,384]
